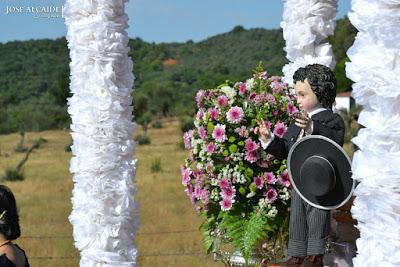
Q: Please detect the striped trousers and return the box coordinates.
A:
[287,189,330,257]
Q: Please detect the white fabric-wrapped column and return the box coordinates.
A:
[64,0,138,266]
[281,0,338,85]
[346,1,400,266]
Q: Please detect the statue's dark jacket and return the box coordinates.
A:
[265,109,345,161]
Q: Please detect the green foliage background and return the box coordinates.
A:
[0,18,356,134]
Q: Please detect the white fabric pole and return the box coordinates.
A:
[281,0,338,85]
[346,1,400,266]
[64,0,138,266]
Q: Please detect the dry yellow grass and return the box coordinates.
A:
[0,119,223,267]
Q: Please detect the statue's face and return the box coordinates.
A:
[294,78,322,113]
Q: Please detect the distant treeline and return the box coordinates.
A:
[0,17,356,134]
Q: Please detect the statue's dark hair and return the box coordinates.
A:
[0,185,21,240]
[293,64,337,109]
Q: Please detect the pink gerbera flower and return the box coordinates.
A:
[239,83,247,95]
[220,198,234,211]
[254,176,264,189]
[206,142,216,154]
[265,188,278,203]
[287,102,298,115]
[217,95,229,107]
[227,106,244,124]
[209,108,219,120]
[221,186,236,199]
[212,124,227,142]
[264,172,277,184]
[245,149,258,163]
[198,126,207,139]
[219,178,230,189]
[245,138,259,152]
[278,170,291,187]
[273,121,287,138]
[181,166,192,185]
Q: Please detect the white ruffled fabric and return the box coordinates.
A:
[346,1,400,266]
[281,0,338,85]
[64,0,138,266]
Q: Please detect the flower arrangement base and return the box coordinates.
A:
[212,233,266,267]
[211,231,286,267]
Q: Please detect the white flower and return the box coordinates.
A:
[246,192,256,198]
[220,86,237,101]
[245,78,255,89]
[267,206,278,218]
[258,198,267,209]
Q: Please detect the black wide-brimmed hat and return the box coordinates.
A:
[287,135,355,210]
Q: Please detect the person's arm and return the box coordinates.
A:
[312,113,345,146]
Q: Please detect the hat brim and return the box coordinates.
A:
[287,135,355,210]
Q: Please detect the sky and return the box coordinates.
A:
[0,0,352,44]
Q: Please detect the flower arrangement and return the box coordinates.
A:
[181,65,298,262]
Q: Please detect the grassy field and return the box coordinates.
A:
[0,119,223,267]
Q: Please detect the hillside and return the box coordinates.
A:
[0,18,356,134]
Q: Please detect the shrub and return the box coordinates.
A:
[151,157,162,172]
[134,134,151,145]
[179,116,194,133]
[152,120,163,129]
[1,168,24,181]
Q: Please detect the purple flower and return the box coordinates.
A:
[266,94,276,105]
[219,178,230,189]
[183,130,194,149]
[196,108,204,120]
[265,188,278,203]
[264,172,277,184]
[278,170,291,187]
[254,176,264,189]
[181,167,192,186]
[194,185,202,199]
[268,75,280,82]
[209,108,219,120]
[198,126,207,139]
[200,188,210,204]
[217,95,229,107]
[271,81,284,93]
[206,142,216,154]
[256,160,269,168]
[234,126,249,138]
[227,106,244,124]
[220,198,234,211]
[248,92,257,101]
[212,124,227,142]
[196,90,206,108]
[273,121,287,138]
[245,149,258,163]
